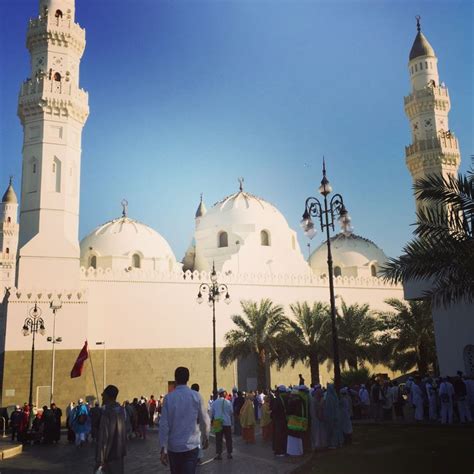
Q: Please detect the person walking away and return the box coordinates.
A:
[439,377,455,424]
[137,399,150,439]
[392,381,405,420]
[10,406,23,442]
[339,388,353,444]
[95,385,127,473]
[453,375,472,423]
[382,382,394,421]
[66,402,75,443]
[72,399,91,447]
[50,403,62,443]
[239,393,256,444]
[271,386,288,456]
[358,384,370,419]
[411,378,424,421]
[233,391,245,436]
[324,384,343,449]
[465,376,474,419]
[190,384,205,464]
[148,395,157,428]
[211,388,233,460]
[310,385,327,450]
[425,379,438,421]
[90,401,102,442]
[286,388,306,456]
[370,380,384,421]
[159,367,210,474]
[261,396,273,442]
[124,401,134,440]
[42,405,56,444]
[298,374,305,386]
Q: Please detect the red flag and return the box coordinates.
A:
[71,341,88,378]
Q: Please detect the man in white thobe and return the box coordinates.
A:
[438,378,454,424]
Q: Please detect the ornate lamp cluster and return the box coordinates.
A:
[197,263,231,306]
[300,160,353,239]
[22,304,45,337]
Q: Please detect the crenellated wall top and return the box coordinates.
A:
[79,267,402,289]
[3,287,87,304]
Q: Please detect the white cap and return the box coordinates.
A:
[218,388,225,394]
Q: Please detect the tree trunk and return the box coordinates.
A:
[417,340,429,375]
[309,353,320,386]
[257,348,267,391]
[348,357,358,371]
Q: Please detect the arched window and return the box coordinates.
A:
[334,266,342,277]
[55,9,63,18]
[89,255,97,269]
[464,345,474,376]
[54,72,61,81]
[5,248,9,254]
[132,253,141,268]
[53,157,61,192]
[260,230,270,246]
[371,264,377,277]
[218,231,228,248]
[7,217,11,223]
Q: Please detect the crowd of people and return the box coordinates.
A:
[6,368,473,473]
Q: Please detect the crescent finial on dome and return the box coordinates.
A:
[121,199,128,218]
[238,177,244,192]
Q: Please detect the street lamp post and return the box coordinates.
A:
[22,304,46,423]
[96,341,106,393]
[47,300,62,405]
[197,262,231,400]
[300,160,352,391]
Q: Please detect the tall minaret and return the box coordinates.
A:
[404,17,461,210]
[0,179,19,288]
[16,0,89,288]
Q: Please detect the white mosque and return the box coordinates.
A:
[0,1,470,408]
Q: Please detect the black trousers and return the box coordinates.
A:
[216,425,233,455]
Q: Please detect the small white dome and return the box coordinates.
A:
[80,216,179,273]
[309,233,388,278]
[187,187,309,276]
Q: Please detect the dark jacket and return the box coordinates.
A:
[96,402,127,464]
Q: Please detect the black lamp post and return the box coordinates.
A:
[197,262,231,400]
[300,160,352,391]
[22,304,46,424]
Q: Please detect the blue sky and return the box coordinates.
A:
[1,0,472,260]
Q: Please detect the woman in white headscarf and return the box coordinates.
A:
[310,385,327,450]
[324,384,343,449]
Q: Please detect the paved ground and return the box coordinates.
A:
[0,429,307,473]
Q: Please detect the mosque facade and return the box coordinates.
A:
[0,1,467,408]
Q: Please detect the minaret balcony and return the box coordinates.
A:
[404,85,449,105]
[405,135,459,159]
[19,77,88,104]
[27,15,85,53]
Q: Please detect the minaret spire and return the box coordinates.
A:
[404,20,461,213]
[16,0,89,288]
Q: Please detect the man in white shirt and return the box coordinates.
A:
[211,388,234,460]
[159,367,210,473]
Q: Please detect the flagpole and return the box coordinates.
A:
[88,348,100,403]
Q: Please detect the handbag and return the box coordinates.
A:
[287,414,308,432]
[211,399,225,433]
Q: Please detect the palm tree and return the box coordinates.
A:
[381,169,474,307]
[378,298,437,375]
[276,302,331,386]
[219,299,288,390]
[336,299,379,370]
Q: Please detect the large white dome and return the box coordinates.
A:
[309,233,388,278]
[80,216,180,273]
[183,187,309,276]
